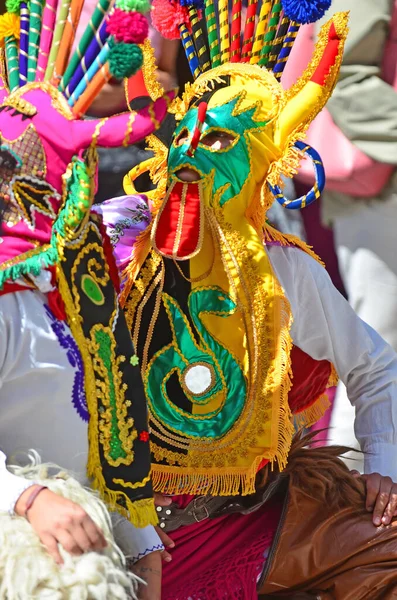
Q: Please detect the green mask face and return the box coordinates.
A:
[168,96,269,207]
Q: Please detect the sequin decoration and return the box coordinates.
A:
[1,124,47,226]
[108,202,151,246]
[44,304,88,422]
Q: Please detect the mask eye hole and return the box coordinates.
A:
[174,128,189,147]
[199,130,236,151]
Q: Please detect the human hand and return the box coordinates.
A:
[154,492,175,562]
[351,471,397,526]
[130,549,162,600]
[15,485,107,564]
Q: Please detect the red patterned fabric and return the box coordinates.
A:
[162,495,283,600]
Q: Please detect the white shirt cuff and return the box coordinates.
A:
[363,442,397,480]
[0,453,36,514]
[110,516,164,564]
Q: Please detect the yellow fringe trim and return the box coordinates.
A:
[263,221,325,267]
[152,455,272,497]
[294,393,331,431]
[90,468,158,528]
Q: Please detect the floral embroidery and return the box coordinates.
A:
[108,203,150,246]
[44,304,88,422]
[130,354,139,366]
[139,431,150,442]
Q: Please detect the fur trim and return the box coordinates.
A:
[0,452,139,600]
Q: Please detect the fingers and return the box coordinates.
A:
[41,533,63,565]
[155,525,175,562]
[81,515,107,550]
[381,483,397,526]
[371,475,393,526]
[365,472,381,513]
[56,530,83,556]
[154,493,172,507]
[155,526,175,549]
[161,550,172,563]
[350,470,361,478]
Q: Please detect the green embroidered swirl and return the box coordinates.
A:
[145,286,246,439]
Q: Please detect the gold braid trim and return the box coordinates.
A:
[140,39,164,102]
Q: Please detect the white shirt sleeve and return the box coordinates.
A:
[0,451,34,514]
[0,304,38,513]
[268,245,397,479]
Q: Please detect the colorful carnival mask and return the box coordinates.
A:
[119,0,348,497]
[0,0,174,526]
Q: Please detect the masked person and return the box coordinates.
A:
[99,0,397,598]
[0,1,174,597]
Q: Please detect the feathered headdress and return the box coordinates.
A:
[137,0,346,210]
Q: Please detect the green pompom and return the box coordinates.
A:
[5,0,21,13]
[115,0,150,12]
[108,39,143,79]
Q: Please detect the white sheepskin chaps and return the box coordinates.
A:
[0,454,139,600]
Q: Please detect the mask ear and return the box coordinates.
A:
[274,12,349,149]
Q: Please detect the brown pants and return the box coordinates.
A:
[257,439,397,599]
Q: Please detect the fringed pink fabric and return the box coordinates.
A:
[162,497,283,599]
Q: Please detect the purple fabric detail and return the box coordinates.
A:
[65,20,109,98]
[93,194,152,273]
[44,304,88,422]
[19,2,29,86]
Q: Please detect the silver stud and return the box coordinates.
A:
[160,522,166,529]
[156,506,162,512]
[166,509,171,515]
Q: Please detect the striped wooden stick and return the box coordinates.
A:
[272,21,300,80]
[230,0,242,63]
[27,0,45,82]
[258,2,283,67]
[188,7,211,72]
[180,22,201,79]
[45,0,71,80]
[52,0,84,85]
[5,35,19,91]
[241,0,259,62]
[218,0,230,64]
[204,0,220,67]
[72,62,111,117]
[266,14,290,71]
[19,2,29,85]
[36,0,59,81]
[250,0,272,64]
[59,0,111,92]
[68,42,109,106]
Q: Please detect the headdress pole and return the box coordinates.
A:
[19,2,29,85]
[204,0,220,67]
[230,0,242,63]
[241,0,259,62]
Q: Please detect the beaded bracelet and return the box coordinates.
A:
[24,485,48,520]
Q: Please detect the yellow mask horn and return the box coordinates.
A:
[274,12,349,149]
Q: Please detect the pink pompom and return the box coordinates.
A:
[106,9,149,44]
[151,0,189,39]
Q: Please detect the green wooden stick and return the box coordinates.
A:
[5,35,19,91]
[45,0,72,80]
[258,1,282,67]
[27,0,45,82]
[205,0,220,67]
